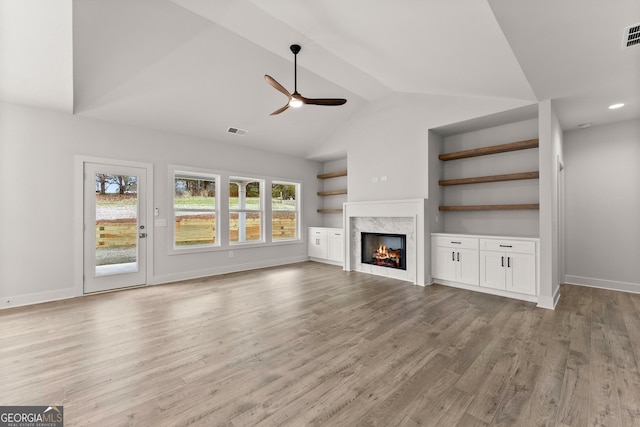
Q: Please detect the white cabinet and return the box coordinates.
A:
[479,239,536,296]
[327,229,344,262]
[431,235,479,286]
[432,233,538,302]
[308,227,328,259]
[309,227,343,265]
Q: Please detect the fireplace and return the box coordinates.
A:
[361,232,406,270]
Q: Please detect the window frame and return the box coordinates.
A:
[170,167,220,254]
[271,180,301,242]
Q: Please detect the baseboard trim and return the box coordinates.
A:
[309,258,344,267]
[1,288,79,310]
[151,256,310,286]
[564,275,640,294]
[432,279,538,304]
[537,285,560,310]
[1,257,310,310]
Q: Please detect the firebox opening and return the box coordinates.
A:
[361,232,406,270]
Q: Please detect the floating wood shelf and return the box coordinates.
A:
[439,139,539,161]
[317,190,348,196]
[439,204,540,211]
[317,209,343,214]
[439,171,539,186]
[317,170,347,179]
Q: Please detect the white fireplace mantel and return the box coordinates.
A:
[343,199,427,285]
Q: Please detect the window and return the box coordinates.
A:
[173,172,219,248]
[272,181,300,241]
[229,177,263,243]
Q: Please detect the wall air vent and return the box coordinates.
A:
[622,23,640,48]
[227,127,248,136]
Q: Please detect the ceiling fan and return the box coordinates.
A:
[265,44,347,116]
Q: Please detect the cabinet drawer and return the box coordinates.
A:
[328,229,343,238]
[480,239,535,254]
[308,228,328,238]
[433,235,478,250]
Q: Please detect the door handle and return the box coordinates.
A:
[501,256,504,267]
[452,251,455,261]
[507,257,511,268]
[457,252,459,262]
[139,233,147,238]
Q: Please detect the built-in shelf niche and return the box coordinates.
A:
[438,138,540,212]
[432,105,540,236]
[316,159,347,226]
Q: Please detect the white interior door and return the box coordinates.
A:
[84,162,147,293]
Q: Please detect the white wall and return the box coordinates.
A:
[0,102,322,308]
[564,118,640,292]
[538,100,564,308]
[323,92,533,203]
[439,118,539,236]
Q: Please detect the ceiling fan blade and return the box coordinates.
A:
[270,103,290,116]
[301,97,347,106]
[265,75,292,99]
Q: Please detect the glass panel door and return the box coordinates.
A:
[84,163,147,293]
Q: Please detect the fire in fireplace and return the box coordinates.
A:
[361,232,406,270]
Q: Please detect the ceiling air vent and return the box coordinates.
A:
[622,23,640,48]
[227,126,248,136]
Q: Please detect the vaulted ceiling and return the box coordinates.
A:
[1,0,638,159]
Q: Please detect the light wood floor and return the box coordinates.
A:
[1,262,640,426]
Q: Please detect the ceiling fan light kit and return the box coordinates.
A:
[265,44,347,115]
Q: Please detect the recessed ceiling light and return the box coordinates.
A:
[578,123,592,129]
[608,103,625,110]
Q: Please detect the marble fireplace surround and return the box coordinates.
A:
[344,199,427,285]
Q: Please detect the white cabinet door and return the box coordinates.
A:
[480,251,535,295]
[432,246,457,282]
[480,250,506,290]
[327,230,343,262]
[506,253,536,295]
[457,248,479,286]
[308,228,327,259]
[432,245,478,285]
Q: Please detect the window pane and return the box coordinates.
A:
[95,174,138,267]
[272,212,297,240]
[229,212,261,243]
[272,183,297,211]
[272,182,298,241]
[230,180,261,211]
[175,178,216,210]
[228,182,239,210]
[175,212,216,246]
